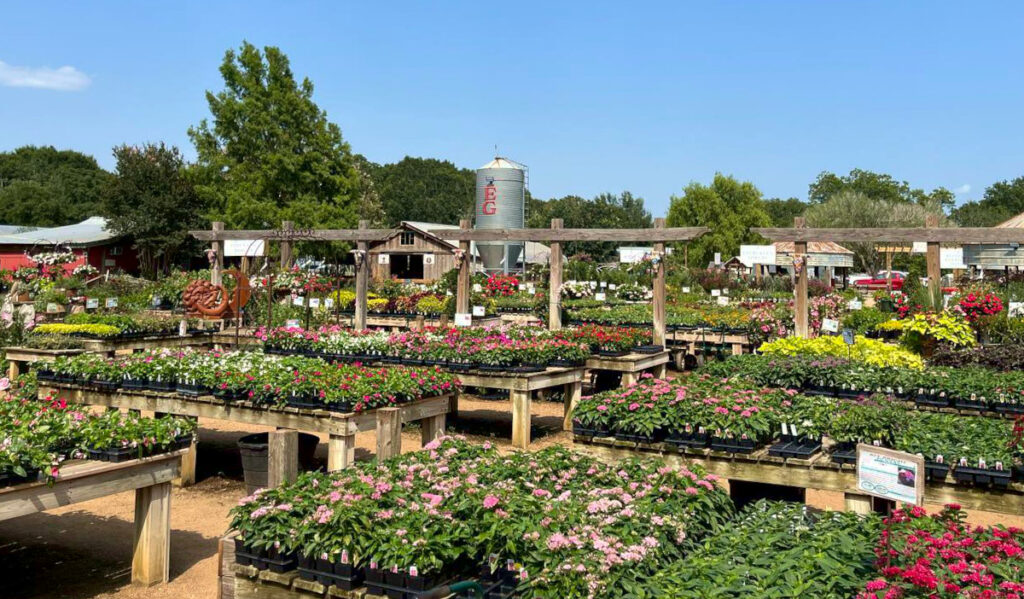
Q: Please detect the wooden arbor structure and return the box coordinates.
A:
[753,216,1024,337]
[192,220,708,344]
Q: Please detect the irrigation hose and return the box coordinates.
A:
[418,580,486,599]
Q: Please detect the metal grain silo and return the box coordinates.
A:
[475,157,526,273]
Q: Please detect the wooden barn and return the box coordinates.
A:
[368,222,458,282]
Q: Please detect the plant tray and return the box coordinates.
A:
[953,399,989,411]
[709,437,757,454]
[914,394,950,408]
[953,466,1013,488]
[995,403,1024,415]
[831,449,857,466]
[925,462,950,481]
[596,349,629,357]
[768,439,821,460]
[632,345,665,354]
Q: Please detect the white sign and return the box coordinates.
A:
[912,242,927,254]
[821,318,840,333]
[682,287,691,293]
[324,298,335,309]
[152,296,163,307]
[608,284,617,291]
[309,298,321,308]
[595,292,606,301]
[940,247,966,270]
[716,296,729,306]
[285,319,301,328]
[527,284,535,293]
[600,281,607,288]
[472,305,486,317]
[86,298,99,309]
[104,259,115,267]
[472,283,482,293]
[711,289,721,297]
[1010,302,1024,318]
[454,313,472,327]
[847,299,863,311]
[714,252,722,265]
[224,239,265,257]
[618,247,650,264]
[423,253,435,266]
[518,284,526,291]
[46,302,60,313]
[378,254,390,265]
[739,244,777,266]
[105,297,118,309]
[293,296,305,307]
[856,445,924,506]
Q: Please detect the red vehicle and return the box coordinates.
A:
[854,272,906,290]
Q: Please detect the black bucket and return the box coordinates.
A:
[238,432,320,494]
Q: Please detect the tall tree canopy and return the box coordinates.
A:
[950,176,1024,227]
[808,168,954,211]
[188,42,359,233]
[666,174,771,268]
[804,190,944,273]
[762,197,807,227]
[0,146,111,227]
[367,156,475,226]
[102,143,206,277]
[528,191,652,260]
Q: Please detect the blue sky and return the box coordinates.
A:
[2,1,1023,216]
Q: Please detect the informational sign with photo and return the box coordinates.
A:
[324,298,335,309]
[86,298,99,309]
[821,318,840,333]
[595,292,606,301]
[285,319,301,328]
[716,296,729,306]
[472,305,486,317]
[847,299,863,311]
[309,298,321,308]
[856,445,924,505]
[293,296,305,307]
[454,313,472,327]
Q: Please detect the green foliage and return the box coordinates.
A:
[808,168,954,211]
[189,42,359,254]
[103,143,206,276]
[950,176,1024,227]
[0,146,112,226]
[666,174,772,269]
[761,196,807,227]
[528,192,652,260]
[366,156,475,226]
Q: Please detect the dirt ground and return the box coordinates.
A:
[2,393,1021,599]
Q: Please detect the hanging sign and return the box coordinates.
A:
[856,445,925,506]
[224,239,265,257]
[940,247,966,270]
[423,253,435,265]
[455,313,472,327]
[378,254,390,265]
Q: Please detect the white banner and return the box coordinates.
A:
[740,244,777,266]
[224,239,265,257]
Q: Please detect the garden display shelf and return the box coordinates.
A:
[38,383,455,475]
[584,349,670,386]
[0,450,185,586]
[572,435,1024,517]
[3,345,86,380]
[334,313,503,331]
[668,329,752,368]
[77,330,215,355]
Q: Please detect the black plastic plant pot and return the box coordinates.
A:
[596,349,629,357]
[953,399,989,411]
[327,401,354,414]
[915,393,949,408]
[176,383,207,397]
[86,448,106,461]
[105,446,138,463]
[265,546,297,574]
[477,364,506,373]
[514,363,546,374]
[285,395,321,410]
[94,379,119,393]
[995,403,1024,415]
[572,424,595,437]
[925,462,950,481]
[173,434,194,450]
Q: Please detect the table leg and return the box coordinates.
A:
[563,381,582,431]
[8,359,20,381]
[421,413,446,445]
[621,371,636,387]
[449,389,459,420]
[268,430,298,488]
[732,343,744,356]
[653,363,668,379]
[511,389,531,449]
[328,433,356,471]
[132,481,171,586]
[376,407,402,461]
[844,493,872,515]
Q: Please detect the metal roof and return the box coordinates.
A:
[478,157,525,170]
[0,217,118,247]
[773,241,854,255]
[996,212,1024,229]
[401,221,550,264]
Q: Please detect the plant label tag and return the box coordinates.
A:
[378,254,389,265]
[847,299,862,310]
[309,298,321,308]
[293,296,305,307]
[595,292,606,301]
[179,320,187,337]
[527,285,535,293]
[285,319,301,328]
[455,313,472,327]
[1010,302,1024,317]
[518,284,526,291]
[86,298,99,309]
[781,423,789,436]
[821,318,839,333]
[473,283,482,292]
[152,296,162,307]
[472,305,485,317]
[857,445,924,506]
[600,281,607,288]
[842,329,855,345]
[324,298,334,309]
[682,286,690,293]
[46,302,59,313]
[608,284,617,290]
[716,296,729,306]
[105,297,118,308]
[711,289,721,297]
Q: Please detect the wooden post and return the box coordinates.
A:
[267,429,298,488]
[211,222,224,287]
[793,217,809,338]
[511,389,531,449]
[8,360,20,381]
[455,219,471,320]
[844,492,873,515]
[548,218,563,331]
[420,413,446,445]
[562,380,582,431]
[376,407,402,461]
[132,481,171,586]
[327,433,355,471]
[925,214,940,300]
[885,251,893,291]
[355,220,369,330]
[279,221,294,269]
[653,218,667,347]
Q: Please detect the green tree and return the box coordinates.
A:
[102,143,206,277]
[950,176,1024,227]
[762,197,806,227]
[808,168,954,211]
[528,191,652,260]
[188,42,359,241]
[666,174,771,268]
[370,156,475,225]
[0,146,111,226]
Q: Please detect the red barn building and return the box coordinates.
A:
[0,217,138,275]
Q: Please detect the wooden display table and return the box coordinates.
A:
[4,346,86,380]
[585,350,670,385]
[575,436,1024,517]
[456,367,584,450]
[669,329,753,368]
[0,450,185,586]
[80,332,215,356]
[39,384,454,476]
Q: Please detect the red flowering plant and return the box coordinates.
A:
[954,288,1004,323]
[859,503,1024,599]
[483,273,519,297]
[875,290,913,319]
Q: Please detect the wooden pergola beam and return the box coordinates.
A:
[753,227,1024,244]
[191,229,394,242]
[425,227,708,242]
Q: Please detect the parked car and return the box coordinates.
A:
[853,271,908,290]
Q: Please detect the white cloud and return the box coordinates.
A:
[0,60,91,91]
[954,184,971,194]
